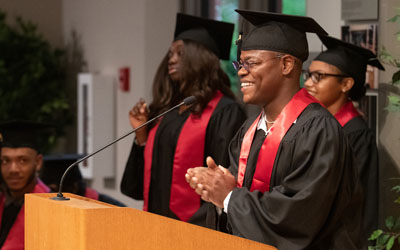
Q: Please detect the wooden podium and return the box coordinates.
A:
[25,193,276,250]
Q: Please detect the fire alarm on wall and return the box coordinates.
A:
[119,67,130,92]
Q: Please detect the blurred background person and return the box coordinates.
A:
[120,13,246,226]
[0,120,51,249]
[303,35,385,243]
[40,154,125,207]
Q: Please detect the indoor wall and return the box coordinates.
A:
[62,0,180,208]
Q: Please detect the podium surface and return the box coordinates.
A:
[25,193,276,250]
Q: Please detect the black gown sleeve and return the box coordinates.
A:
[344,117,379,239]
[120,141,145,200]
[0,203,22,247]
[226,112,363,249]
[205,116,257,231]
[189,99,246,226]
[204,100,247,167]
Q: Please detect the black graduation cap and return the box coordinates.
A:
[235,10,328,62]
[40,154,84,188]
[174,13,234,60]
[0,120,54,152]
[314,35,385,100]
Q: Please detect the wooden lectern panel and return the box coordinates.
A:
[25,193,276,250]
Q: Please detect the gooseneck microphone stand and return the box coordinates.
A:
[51,96,196,200]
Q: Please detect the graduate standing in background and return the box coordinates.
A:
[303,35,384,242]
[120,13,246,226]
[0,121,50,250]
[186,10,364,249]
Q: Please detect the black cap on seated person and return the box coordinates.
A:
[235,10,328,62]
[40,154,84,189]
[0,120,54,153]
[174,13,234,60]
[315,35,385,100]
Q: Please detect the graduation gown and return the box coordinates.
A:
[343,116,379,239]
[0,179,49,250]
[121,95,246,225]
[207,103,364,250]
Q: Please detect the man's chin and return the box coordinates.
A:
[5,181,30,193]
[242,97,256,105]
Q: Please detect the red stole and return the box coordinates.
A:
[237,88,319,193]
[143,121,161,212]
[0,179,49,250]
[143,92,223,221]
[334,101,360,127]
[84,187,99,200]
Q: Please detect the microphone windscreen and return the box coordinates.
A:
[183,96,197,105]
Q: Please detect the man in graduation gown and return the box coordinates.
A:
[186,10,364,250]
[40,154,126,207]
[0,121,51,249]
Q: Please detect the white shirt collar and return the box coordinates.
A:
[257,112,268,134]
[256,112,297,136]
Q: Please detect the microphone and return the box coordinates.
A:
[51,96,197,200]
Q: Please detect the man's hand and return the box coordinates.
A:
[186,157,236,208]
[186,167,207,189]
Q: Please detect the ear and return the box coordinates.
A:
[281,55,296,75]
[341,77,354,93]
[35,154,43,172]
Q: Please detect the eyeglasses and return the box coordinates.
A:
[232,54,284,72]
[303,70,349,84]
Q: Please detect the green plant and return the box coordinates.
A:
[379,11,400,112]
[369,180,400,250]
[0,10,72,152]
[369,10,400,250]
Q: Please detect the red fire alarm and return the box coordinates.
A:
[119,67,130,92]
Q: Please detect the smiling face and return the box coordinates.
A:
[1,147,42,193]
[304,60,353,113]
[168,40,185,83]
[238,50,283,106]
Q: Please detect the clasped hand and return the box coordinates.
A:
[185,157,236,208]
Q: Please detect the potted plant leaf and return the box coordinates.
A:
[0,9,72,152]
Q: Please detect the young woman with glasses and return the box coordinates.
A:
[304,35,385,243]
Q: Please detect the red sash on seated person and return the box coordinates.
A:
[0,179,49,250]
[85,187,99,200]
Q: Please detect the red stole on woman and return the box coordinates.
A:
[334,101,360,127]
[237,88,319,193]
[143,92,223,221]
[0,179,49,250]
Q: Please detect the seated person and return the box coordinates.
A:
[40,154,125,207]
[0,120,51,249]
